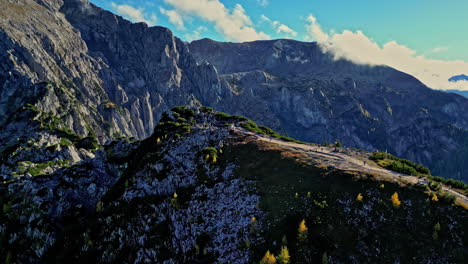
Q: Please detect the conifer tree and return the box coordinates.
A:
[357,193,363,202]
[391,192,401,208]
[298,219,308,241]
[277,246,290,264]
[322,252,328,264]
[260,250,277,264]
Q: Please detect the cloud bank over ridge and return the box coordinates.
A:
[111,2,157,26]
[305,15,468,91]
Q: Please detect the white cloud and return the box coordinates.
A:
[261,15,297,37]
[260,14,270,22]
[305,15,468,91]
[305,15,329,43]
[160,8,185,30]
[111,2,157,26]
[276,24,297,37]
[184,26,208,42]
[164,0,270,42]
[431,47,448,53]
[256,0,269,7]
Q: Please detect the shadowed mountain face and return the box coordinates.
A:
[188,39,468,181]
[447,90,468,98]
[449,74,468,82]
[0,0,467,181]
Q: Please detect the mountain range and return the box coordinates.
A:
[0,1,468,262]
[447,90,468,98]
[449,74,468,82]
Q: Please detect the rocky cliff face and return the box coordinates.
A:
[188,38,468,181]
[60,0,225,138]
[1,0,225,141]
[0,0,225,170]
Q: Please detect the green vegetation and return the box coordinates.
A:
[371,152,467,194]
[240,120,306,144]
[202,147,218,158]
[59,138,73,147]
[200,106,214,113]
[76,136,100,151]
[12,160,71,177]
[171,106,195,119]
[214,111,248,122]
[157,121,192,135]
[151,106,196,137]
[426,176,468,194]
[436,191,457,204]
[221,141,468,263]
[201,147,218,163]
[23,103,101,151]
[334,141,343,148]
[214,111,306,145]
[370,152,430,176]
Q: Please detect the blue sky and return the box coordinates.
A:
[91,0,467,61]
[89,0,468,90]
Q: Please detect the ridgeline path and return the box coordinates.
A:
[234,127,468,208]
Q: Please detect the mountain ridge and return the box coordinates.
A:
[189,38,468,181]
[1,106,467,263]
[449,74,468,82]
[1,1,467,263]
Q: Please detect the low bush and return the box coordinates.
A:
[385,160,418,175]
[215,111,248,122]
[202,147,218,158]
[370,152,430,176]
[372,153,467,193]
[202,147,218,163]
[59,138,73,147]
[240,120,305,144]
[437,191,456,204]
[200,106,214,113]
[171,106,195,119]
[76,136,100,151]
[427,176,468,193]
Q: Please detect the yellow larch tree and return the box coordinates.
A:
[356,193,363,202]
[391,192,401,208]
[260,250,277,264]
[298,219,308,241]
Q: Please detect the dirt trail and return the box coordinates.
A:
[235,128,468,207]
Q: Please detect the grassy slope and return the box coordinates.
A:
[223,139,468,263]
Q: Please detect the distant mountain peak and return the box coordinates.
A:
[449,74,468,82]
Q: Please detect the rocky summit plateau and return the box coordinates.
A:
[0,0,467,263]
